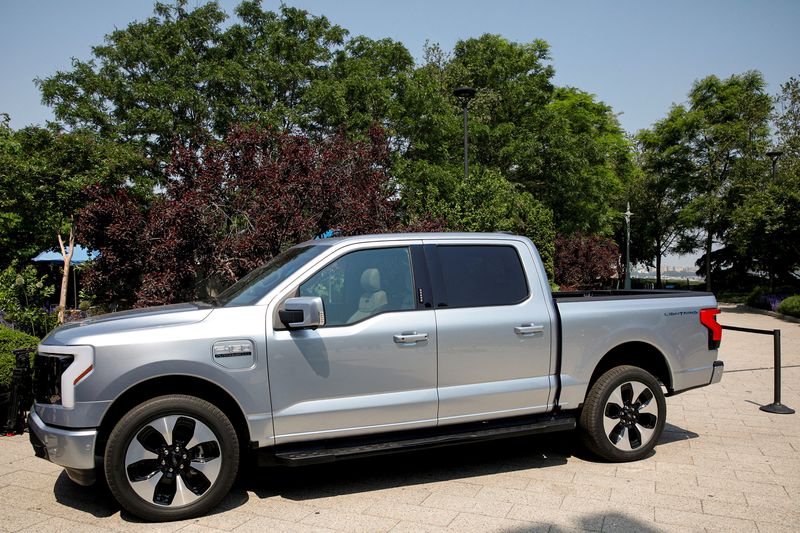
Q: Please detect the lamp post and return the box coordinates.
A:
[624,202,633,290]
[453,86,476,180]
[766,150,783,292]
[767,150,783,181]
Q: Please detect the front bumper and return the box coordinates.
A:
[710,360,724,384]
[28,408,97,470]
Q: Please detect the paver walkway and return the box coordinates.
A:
[1,304,798,532]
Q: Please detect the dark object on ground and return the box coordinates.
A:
[2,348,34,434]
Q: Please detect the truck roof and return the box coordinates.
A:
[303,232,525,247]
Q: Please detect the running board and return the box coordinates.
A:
[272,415,576,466]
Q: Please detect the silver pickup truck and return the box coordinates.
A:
[28,233,724,521]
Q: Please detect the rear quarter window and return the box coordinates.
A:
[437,245,529,308]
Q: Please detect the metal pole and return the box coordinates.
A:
[774,330,781,404]
[625,216,630,289]
[452,87,475,181]
[463,104,469,180]
[624,203,632,290]
[760,329,795,414]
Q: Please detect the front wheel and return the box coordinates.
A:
[104,395,240,521]
[579,365,666,462]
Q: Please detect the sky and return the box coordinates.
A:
[2,0,798,265]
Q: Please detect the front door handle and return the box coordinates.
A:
[393,332,428,344]
[515,324,544,336]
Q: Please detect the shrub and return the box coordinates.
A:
[777,295,800,318]
[0,263,57,337]
[746,286,792,311]
[746,286,769,309]
[0,325,38,389]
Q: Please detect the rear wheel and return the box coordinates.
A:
[104,395,239,521]
[579,365,666,462]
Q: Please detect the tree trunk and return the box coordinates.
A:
[704,230,713,292]
[655,236,662,289]
[768,259,774,293]
[57,227,75,324]
[656,252,662,290]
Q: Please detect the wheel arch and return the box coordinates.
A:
[587,341,673,395]
[96,375,252,458]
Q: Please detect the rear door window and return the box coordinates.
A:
[436,245,528,308]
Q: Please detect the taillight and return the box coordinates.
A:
[700,308,722,350]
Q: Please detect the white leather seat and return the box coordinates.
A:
[348,268,388,323]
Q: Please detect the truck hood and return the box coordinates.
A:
[41,302,214,346]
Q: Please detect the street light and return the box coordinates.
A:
[767,150,784,181]
[624,202,633,290]
[453,86,476,180]
[765,150,784,294]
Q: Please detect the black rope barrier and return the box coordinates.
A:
[721,325,795,415]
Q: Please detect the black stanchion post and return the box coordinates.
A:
[760,329,795,414]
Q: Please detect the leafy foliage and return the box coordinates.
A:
[37,3,633,238]
[0,263,57,337]
[78,125,417,306]
[0,325,38,389]
[676,72,773,290]
[14,0,798,304]
[0,117,144,261]
[628,105,696,286]
[403,164,555,279]
[777,295,800,318]
[36,1,409,167]
[397,38,633,236]
[554,232,620,290]
[746,286,793,312]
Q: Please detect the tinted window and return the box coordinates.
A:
[437,245,528,308]
[299,247,415,326]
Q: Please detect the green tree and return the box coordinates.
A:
[773,76,800,175]
[726,76,800,289]
[37,1,418,170]
[676,72,773,290]
[397,37,632,236]
[403,164,555,280]
[0,121,142,320]
[632,106,696,287]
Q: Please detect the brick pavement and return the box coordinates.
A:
[1,304,798,532]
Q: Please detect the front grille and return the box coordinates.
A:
[33,352,74,405]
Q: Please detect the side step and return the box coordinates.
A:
[273,415,576,466]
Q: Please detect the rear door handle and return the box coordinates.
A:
[515,324,544,336]
[393,332,428,344]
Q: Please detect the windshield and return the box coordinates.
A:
[217,244,329,307]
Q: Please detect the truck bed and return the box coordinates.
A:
[552,289,719,409]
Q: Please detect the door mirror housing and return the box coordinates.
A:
[279,297,325,330]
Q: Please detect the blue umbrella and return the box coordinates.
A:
[32,245,98,264]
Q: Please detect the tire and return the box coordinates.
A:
[104,395,240,521]
[579,365,666,462]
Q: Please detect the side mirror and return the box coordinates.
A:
[279,296,325,330]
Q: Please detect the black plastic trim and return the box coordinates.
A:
[411,245,434,310]
[29,427,48,460]
[267,414,576,466]
[554,290,715,303]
